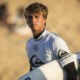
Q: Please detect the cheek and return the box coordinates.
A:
[38,18,45,24]
[26,19,31,25]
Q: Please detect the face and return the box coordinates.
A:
[25,13,46,34]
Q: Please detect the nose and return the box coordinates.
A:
[32,16,37,23]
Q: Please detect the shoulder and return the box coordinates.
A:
[27,38,33,44]
[54,37,66,45]
[26,37,33,48]
[53,36,70,53]
[45,30,60,41]
[53,35,67,48]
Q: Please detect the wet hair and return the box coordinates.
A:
[24,2,48,19]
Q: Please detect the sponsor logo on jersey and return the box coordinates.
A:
[30,55,44,67]
[25,77,31,80]
[58,49,71,60]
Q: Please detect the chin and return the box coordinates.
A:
[32,27,39,31]
[33,29,39,31]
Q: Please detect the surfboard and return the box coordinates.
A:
[18,52,80,80]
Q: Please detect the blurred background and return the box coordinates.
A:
[0,0,80,80]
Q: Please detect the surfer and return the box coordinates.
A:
[24,2,78,80]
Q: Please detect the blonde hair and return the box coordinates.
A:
[24,2,48,19]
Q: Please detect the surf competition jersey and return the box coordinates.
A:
[26,29,74,70]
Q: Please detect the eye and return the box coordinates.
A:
[35,16,38,18]
[27,16,32,19]
[25,15,32,19]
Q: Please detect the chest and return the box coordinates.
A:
[28,39,56,63]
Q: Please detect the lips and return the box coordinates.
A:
[33,23,37,25]
[31,23,37,27]
[30,24,37,28]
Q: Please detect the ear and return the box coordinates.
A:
[43,18,47,26]
[43,18,46,24]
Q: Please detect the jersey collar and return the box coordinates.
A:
[34,29,46,41]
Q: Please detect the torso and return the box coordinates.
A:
[26,30,59,69]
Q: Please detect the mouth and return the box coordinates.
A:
[31,24,37,26]
[29,24,37,28]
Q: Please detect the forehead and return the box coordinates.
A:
[27,12,43,16]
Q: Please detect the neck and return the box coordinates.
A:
[33,28,45,39]
[32,27,45,36]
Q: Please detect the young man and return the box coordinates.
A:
[24,2,77,80]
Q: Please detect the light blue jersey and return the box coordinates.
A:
[26,29,73,70]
